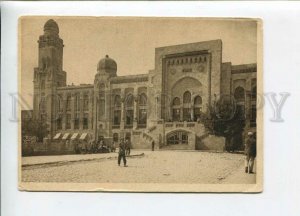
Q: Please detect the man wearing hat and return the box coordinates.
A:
[244,131,257,173]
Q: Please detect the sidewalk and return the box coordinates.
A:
[22,151,145,167]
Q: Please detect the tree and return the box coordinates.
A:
[22,118,49,142]
[199,95,245,152]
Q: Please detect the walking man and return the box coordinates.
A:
[244,132,256,173]
[118,139,127,167]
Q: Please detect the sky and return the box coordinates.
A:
[20,17,257,109]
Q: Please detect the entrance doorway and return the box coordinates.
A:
[167,131,189,145]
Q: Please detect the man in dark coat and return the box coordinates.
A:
[244,132,257,173]
[118,139,127,167]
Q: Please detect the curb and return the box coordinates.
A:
[22,153,145,168]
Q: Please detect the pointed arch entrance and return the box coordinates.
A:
[164,129,196,150]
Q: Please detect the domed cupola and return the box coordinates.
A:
[97,55,117,77]
[44,19,59,36]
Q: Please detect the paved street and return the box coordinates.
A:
[22,151,256,184]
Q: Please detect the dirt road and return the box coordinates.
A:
[22,151,256,184]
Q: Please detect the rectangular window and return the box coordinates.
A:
[251,78,257,100]
[66,97,71,111]
[83,113,88,129]
[57,116,62,130]
[172,109,180,121]
[66,114,71,129]
[138,109,147,125]
[75,95,80,111]
[183,108,191,121]
[250,105,256,127]
[74,113,79,129]
[125,110,133,126]
[194,108,202,121]
[83,97,89,111]
[236,105,245,120]
[113,110,121,125]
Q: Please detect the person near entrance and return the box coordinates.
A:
[151,140,155,151]
[118,139,127,167]
[244,132,256,173]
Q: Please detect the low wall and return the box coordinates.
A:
[196,134,226,151]
[131,132,152,149]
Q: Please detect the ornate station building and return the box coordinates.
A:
[32,19,257,150]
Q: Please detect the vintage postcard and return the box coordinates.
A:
[19,17,262,192]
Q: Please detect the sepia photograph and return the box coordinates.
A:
[19,17,262,192]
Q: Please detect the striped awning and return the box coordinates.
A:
[79,133,88,140]
[62,133,70,140]
[70,133,79,140]
[53,133,62,140]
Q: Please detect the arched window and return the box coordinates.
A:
[113,95,121,126]
[183,91,192,121]
[125,94,134,127]
[139,93,147,106]
[194,96,202,105]
[194,96,203,121]
[183,91,191,103]
[173,97,180,106]
[172,97,181,121]
[126,94,134,107]
[138,93,147,127]
[234,86,245,102]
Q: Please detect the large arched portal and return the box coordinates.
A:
[171,77,203,100]
[165,129,196,150]
[170,77,203,121]
[167,130,189,145]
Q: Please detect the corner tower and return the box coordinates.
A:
[93,55,117,141]
[33,19,67,138]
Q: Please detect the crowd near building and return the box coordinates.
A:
[25,19,257,152]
